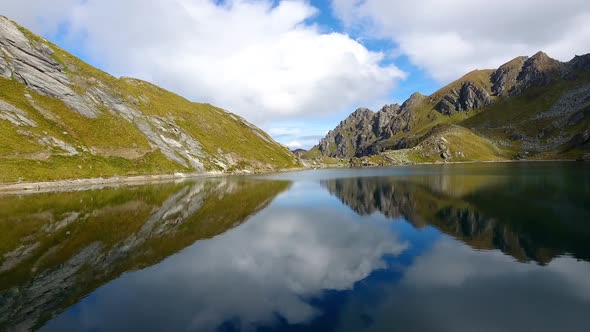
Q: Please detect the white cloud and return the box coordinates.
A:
[332,0,590,81]
[2,0,405,124]
[285,140,303,149]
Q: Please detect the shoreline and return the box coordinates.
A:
[0,171,228,195]
[0,159,579,195]
[0,166,309,196]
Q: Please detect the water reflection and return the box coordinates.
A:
[41,190,407,331]
[0,178,290,331]
[1,163,589,332]
[321,165,590,263]
[338,239,590,332]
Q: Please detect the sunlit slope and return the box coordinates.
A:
[0,17,298,182]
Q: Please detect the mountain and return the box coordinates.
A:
[311,51,590,163]
[0,17,299,183]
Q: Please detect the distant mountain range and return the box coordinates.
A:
[307,51,590,164]
[0,17,299,183]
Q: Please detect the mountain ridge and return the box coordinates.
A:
[310,50,590,163]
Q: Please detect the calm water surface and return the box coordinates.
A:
[1,162,590,331]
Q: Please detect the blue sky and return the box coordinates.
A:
[307,0,441,101]
[4,0,590,149]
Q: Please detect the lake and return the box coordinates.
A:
[1,162,590,332]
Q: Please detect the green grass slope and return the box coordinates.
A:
[462,74,590,159]
[0,17,299,183]
[371,124,510,165]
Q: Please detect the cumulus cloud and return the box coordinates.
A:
[285,140,303,149]
[332,0,590,81]
[2,0,405,124]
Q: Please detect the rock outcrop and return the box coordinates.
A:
[0,17,98,117]
[509,51,564,95]
[491,56,529,96]
[318,94,425,158]
[492,52,590,97]
[568,54,590,73]
[318,108,377,158]
[434,81,494,114]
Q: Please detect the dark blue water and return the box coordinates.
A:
[2,162,589,331]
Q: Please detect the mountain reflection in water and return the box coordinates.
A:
[1,162,589,332]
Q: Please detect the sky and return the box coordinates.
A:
[3,0,590,149]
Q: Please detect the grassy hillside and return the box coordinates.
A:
[0,17,299,183]
[462,74,590,159]
[366,125,510,165]
[309,51,590,165]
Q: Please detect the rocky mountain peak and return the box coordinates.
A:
[509,51,562,95]
[523,51,562,75]
[491,56,529,96]
[567,54,590,72]
[379,103,401,114]
[350,107,374,118]
[403,92,426,109]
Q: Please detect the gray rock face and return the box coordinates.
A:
[564,54,590,80]
[492,52,590,97]
[0,17,98,118]
[317,93,427,158]
[491,56,529,96]
[509,52,563,96]
[378,93,423,140]
[318,108,377,158]
[373,104,400,137]
[0,99,36,126]
[434,82,494,114]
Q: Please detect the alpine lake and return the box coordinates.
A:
[1,162,589,332]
